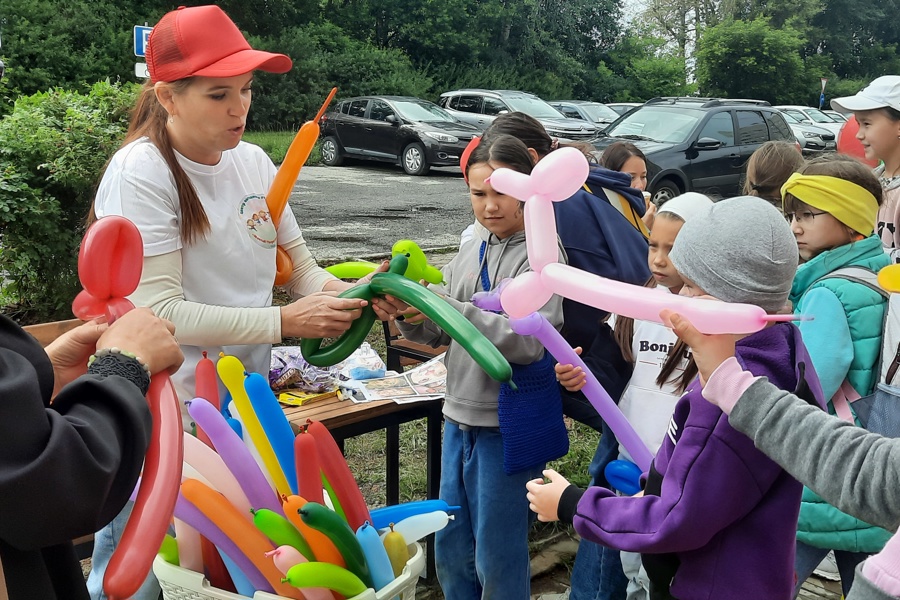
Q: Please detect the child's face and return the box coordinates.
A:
[468,163,526,240]
[677,274,710,299]
[648,215,685,292]
[854,109,900,165]
[621,155,648,191]
[787,200,852,260]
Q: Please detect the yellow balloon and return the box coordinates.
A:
[878,264,900,293]
[217,355,292,497]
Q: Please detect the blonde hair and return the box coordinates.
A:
[89,80,210,245]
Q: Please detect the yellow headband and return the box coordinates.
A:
[781,173,878,236]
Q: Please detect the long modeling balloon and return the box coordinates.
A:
[382,525,410,578]
[245,371,298,493]
[194,351,219,449]
[75,217,184,600]
[252,508,315,561]
[298,502,373,588]
[306,420,372,531]
[268,88,338,285]
[325,261,379,279]
[379,510,451,544]
[218,548,256,598]
[282,495,346,567]
[217,355,292,496]
[281,562,367,597]
[356,522,395,591]
[294,429,325,505]
[173,518,202,573]
[266,548,334,600]
[391,240,444,284]
[181,479,305,599]
[369,499,457,530]
[182,432,252,516]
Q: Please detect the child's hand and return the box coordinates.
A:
[554,347,586,392]
[526,469,571,522]
[399,307,427,325]
[661,310,737,386]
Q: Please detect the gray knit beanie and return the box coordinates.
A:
[668,196,798,313]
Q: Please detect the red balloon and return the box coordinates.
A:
[837,115,879,167]
[103,374,184,599]
[294,430,324,505]
[79,216,144,300]
[72,290,107,321]
[306,420,371,531]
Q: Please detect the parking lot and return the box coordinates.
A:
[288,163,471,261]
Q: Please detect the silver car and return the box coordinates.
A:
[781,111,836,155]
[437,89,600,140]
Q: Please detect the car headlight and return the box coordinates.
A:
[423,132,459,143]
[802,132,820,138]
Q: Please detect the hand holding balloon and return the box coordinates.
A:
[662,310,738,386]
[280,292,368,339]
[554,347,586,392]
[94,308,184,375]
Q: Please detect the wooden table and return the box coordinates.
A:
[282,392,443,578]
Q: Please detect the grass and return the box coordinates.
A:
[243,130,322,166]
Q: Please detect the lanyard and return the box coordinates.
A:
[478,240,491,292]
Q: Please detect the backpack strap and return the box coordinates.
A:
[813,266,889,300]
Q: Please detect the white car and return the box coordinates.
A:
[774,105,843,136]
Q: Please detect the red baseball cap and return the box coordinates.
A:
[146,5,292,83]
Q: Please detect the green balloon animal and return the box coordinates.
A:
[301,253,513,386]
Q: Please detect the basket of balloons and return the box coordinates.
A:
[153,541,425,600]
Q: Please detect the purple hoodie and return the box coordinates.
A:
[558,323,825,599]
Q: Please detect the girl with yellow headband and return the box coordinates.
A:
[782,155,892,597]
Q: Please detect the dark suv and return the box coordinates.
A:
[591,97,797,204]
[319,96,481,175]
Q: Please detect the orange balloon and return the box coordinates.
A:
[181,479,305,599]
[282,495,346,567]
[275,246,293,286]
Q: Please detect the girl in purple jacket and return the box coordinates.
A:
[528,196,826,599]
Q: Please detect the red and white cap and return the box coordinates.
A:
[146,5,292,83]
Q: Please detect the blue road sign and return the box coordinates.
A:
[819,92,826,109]
[134,26,153,57]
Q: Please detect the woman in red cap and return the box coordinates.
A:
[86,6,399,598]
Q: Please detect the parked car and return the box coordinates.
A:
[549,100,620,128]
[823,109,849,123]
[319,96,481,175]
[781,111,836,155]
[437,89,600,140]
[774,105,844,136]
[591,97,797,204]
[606,102,643,116]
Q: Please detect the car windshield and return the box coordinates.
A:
[582,103,620,122]
[801,108,835,124]
[392,100,457,123]
[606,106,703,143]
[504,96,566,119]
[782,112,800,124]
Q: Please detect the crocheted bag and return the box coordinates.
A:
[497,351,569,475]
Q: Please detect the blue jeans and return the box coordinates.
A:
[793,540,870,598]
[87,501,161,600]
[570,424,628,600]
[436,421,542,600]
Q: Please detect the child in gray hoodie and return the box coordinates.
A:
[397,134,565,600]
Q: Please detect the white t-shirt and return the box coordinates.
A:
[609,289,689,462]
[94,138,303,412]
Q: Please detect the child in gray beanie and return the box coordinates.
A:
[668,195,798,312]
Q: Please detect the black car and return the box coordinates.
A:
[319,96,481,175]
[591,97,797,204]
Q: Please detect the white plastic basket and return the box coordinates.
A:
[154,542,424,600]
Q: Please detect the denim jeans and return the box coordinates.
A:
[436,421,542,600]
[569,424,628,600]
[87,501,161,600]
[793,540,870,598]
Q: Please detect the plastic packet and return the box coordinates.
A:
[339,342,386,380]
[269,346,338,393]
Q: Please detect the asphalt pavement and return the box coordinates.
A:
[287,162,471,261]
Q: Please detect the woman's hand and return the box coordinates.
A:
[280,292,368,339]
[661,310,737,386]
[46,318,109,398]
[554,347,586,392]
[525,469,571,522]
[95,308,184,376]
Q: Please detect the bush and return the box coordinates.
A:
[0,81,139,323]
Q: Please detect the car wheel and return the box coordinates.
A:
[652,179,681,206]
[402,142,430,176]
[321,136,344,167]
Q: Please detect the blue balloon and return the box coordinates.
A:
[370,499,459,530]
[218,548,256,597]
[244,372,298,494]
[604,459,643,496]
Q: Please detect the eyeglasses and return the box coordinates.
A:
[785,210,828,225]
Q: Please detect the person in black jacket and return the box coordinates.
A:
[0,308,183,599]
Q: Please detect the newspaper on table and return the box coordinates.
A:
[340,353,446,404]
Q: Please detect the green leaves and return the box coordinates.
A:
[0,82,138,323]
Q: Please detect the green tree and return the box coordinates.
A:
[696,18,805,104]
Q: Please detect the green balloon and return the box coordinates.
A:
[300,285,376,367]
[369,272,513,385]
[325,261,378,279]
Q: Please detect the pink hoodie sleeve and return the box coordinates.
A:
[700,357,759,415]
[862,530,900,596]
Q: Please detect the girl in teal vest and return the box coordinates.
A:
[784,155,892,596]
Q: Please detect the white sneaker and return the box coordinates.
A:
[813,551,841,581]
